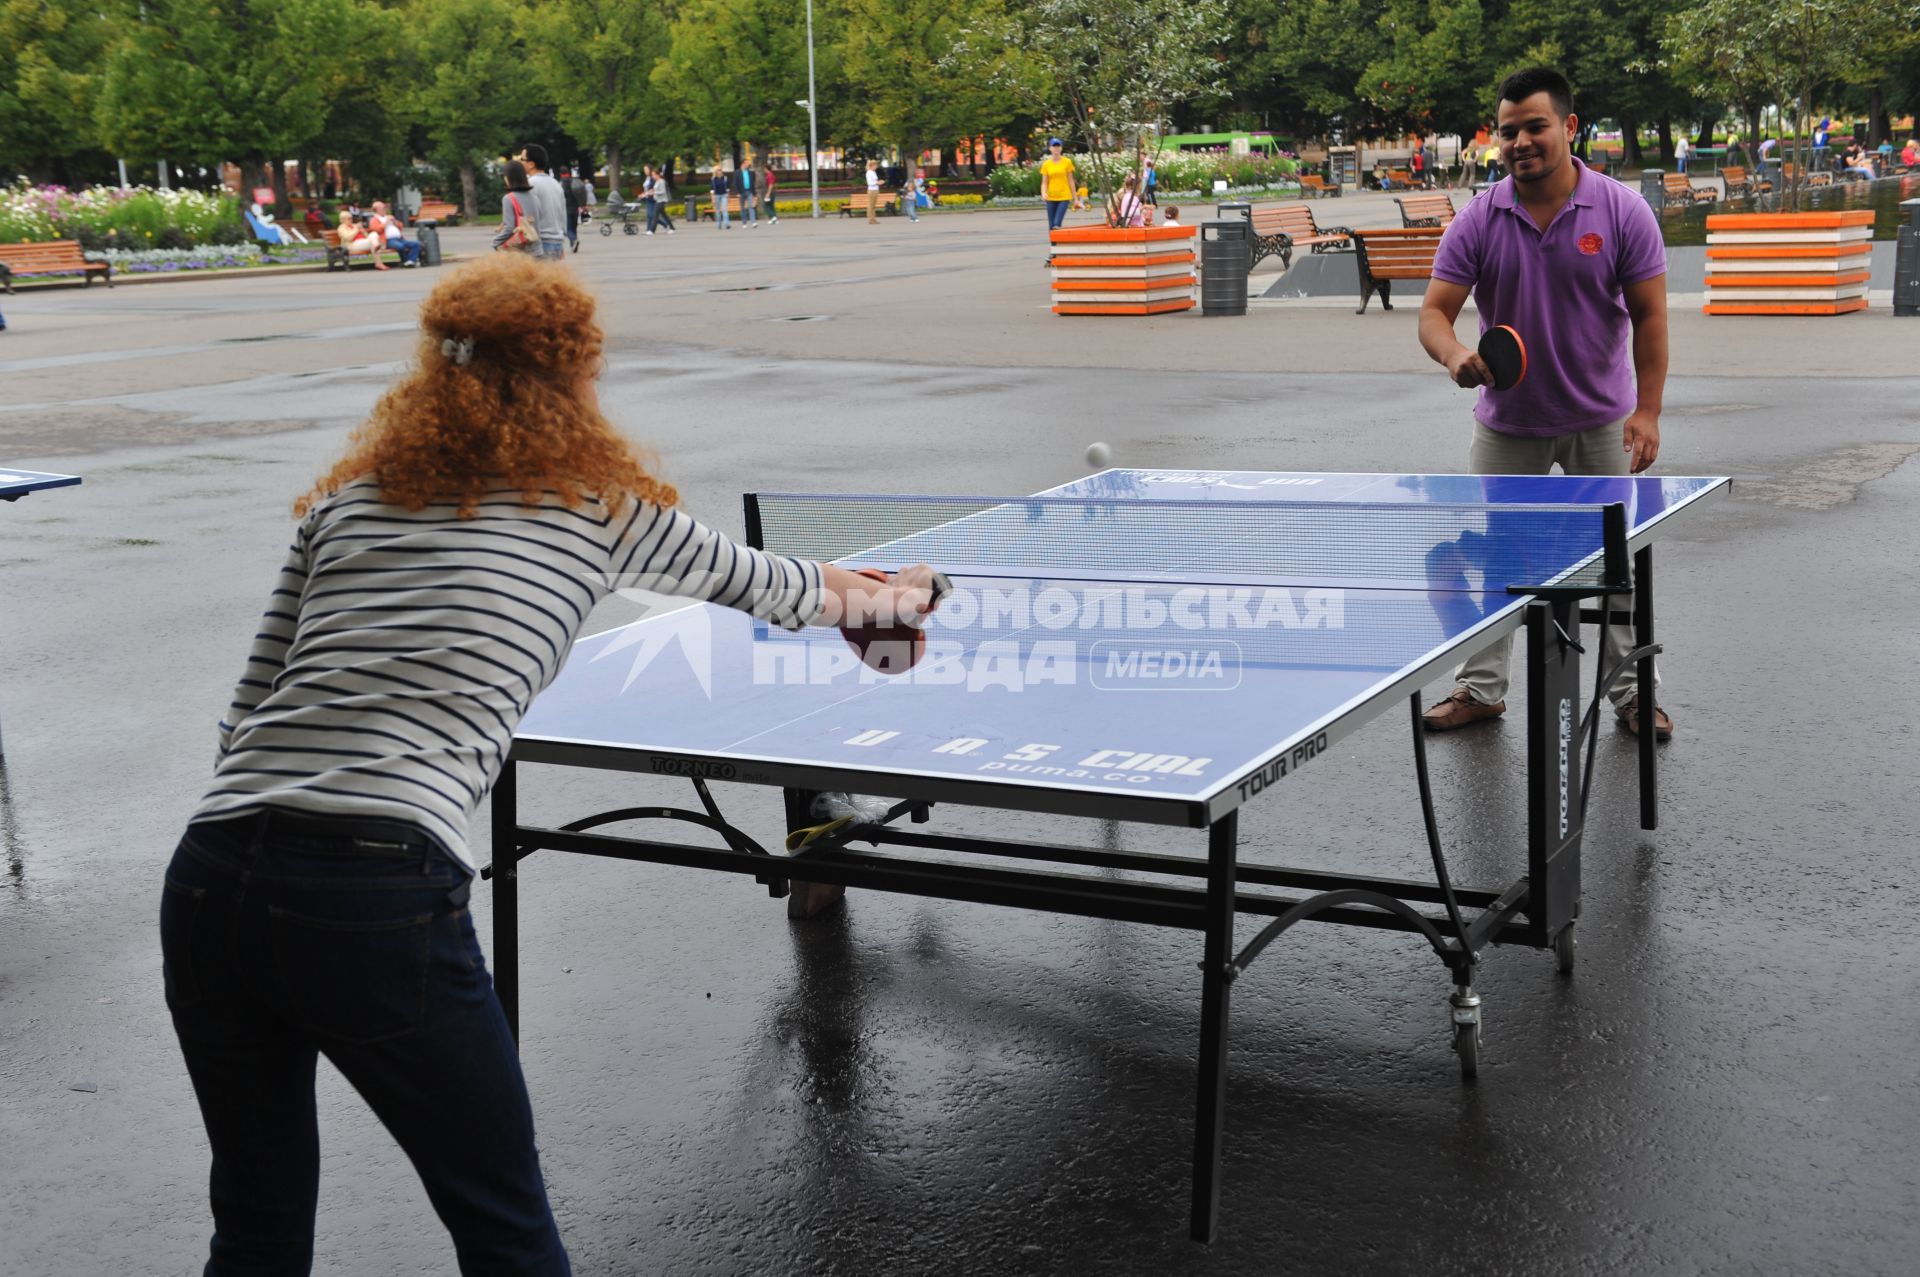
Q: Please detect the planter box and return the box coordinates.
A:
[1703,211,1874,314]
[1049,226,1196,315]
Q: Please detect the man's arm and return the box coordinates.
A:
[1621,273,1668,473]
[1419,279,1493,387]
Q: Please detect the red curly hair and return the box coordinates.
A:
[297,254,675,518]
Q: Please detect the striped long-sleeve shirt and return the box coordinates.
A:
[192,479,826,868]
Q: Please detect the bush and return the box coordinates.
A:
[989,166,1042,198]
[937,193,984,206]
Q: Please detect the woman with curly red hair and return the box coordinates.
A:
[160,253,936,1273]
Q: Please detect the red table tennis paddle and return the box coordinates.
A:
[839,568,952,673]
[1478,324,1528,390]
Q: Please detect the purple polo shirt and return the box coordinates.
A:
[1431,158,1667,437]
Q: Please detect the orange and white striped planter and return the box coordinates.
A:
[1703,211,1874,315]
[1050,226,1196,315]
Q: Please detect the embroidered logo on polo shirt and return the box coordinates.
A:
[1578,232,1604,255]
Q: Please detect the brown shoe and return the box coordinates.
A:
[1422,686,1505,731]
[1615,696,1673,741]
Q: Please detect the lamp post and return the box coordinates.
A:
[801,0,821,219]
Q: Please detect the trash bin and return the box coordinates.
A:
[685,197,698,224]
[415,220,443,267]
[1216,201,1252,225]
[1895,198,1920,317]
[1201,219,1251,316]
[1640,168,1666,212]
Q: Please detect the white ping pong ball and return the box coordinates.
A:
[1085,442,1112,468]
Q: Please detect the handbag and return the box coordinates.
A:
[502,194,538,249]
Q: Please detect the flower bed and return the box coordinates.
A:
[89,244,331,275]
[2,179,243,248]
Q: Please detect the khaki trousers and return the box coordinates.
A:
[1453,417,1657,709]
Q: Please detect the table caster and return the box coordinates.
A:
[1554,922,1577,975]
[1450,986,1482,1081]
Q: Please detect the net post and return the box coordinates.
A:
[1524,602,1583,949]
[743,493,765,550]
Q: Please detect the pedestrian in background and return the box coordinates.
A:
[761,161,779,223]
[864,160,881,224]
[517,145,569,260]
[559,166,586,252]
[710,166,732,229]
[740,164,758,227]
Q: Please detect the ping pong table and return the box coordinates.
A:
[2,469,81,758]
[488,468,1729,1242]
[0,468,81,503]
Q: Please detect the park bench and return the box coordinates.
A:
[1351,226,1443,314]
[1663,173,1718,206]
[700,195,744,220]
[320,227,397,271]
[1778,163,1833,188]
[1298,174,1339,198]
[1719,165,1770,198]
[1395,193,1457,227]
[415,199,459,225]
[1245,203,1353,271]
[839,192,899,217]
[1378,168,1416,190]
[0,240,112,293]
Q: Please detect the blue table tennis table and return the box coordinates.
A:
[2,468,81,758]
[490,468,1729,1242]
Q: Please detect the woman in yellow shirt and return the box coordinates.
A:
[1038,137,1075,234]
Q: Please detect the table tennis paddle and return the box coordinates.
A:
[839,568,951,674]
[1478,325,1528,391]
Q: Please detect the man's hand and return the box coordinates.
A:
[1623,409,1661,473]
[1443,344,1493,389]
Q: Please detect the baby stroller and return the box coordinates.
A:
[599,197,644,235]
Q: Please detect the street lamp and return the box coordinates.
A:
[800,0,821,219]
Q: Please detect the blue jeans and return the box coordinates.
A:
[742,194,757,224]
[387,238,422,265]
[538,238,566,260]
[1045,199,1070,231]
[712,196,730,228]
[161,812,569,1275]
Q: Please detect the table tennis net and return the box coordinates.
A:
[748,493,1625,594]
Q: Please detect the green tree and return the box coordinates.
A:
[517,0,682,196]
[96,0,367,191]
[655,0,811,167]
[411,0,537,217]
[957,0,1229,194]
[1,0,122,185]
[840,0,1015,169]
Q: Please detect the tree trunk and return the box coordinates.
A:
[270,157,292,219]
[1620,114,1643,169]
[1655,118,1674,166]
[460,161,478,221]
[1867,87,1887,146]
[606,142,622,199]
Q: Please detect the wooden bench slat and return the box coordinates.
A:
[1239,202,1354,272]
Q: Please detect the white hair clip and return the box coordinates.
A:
[440,336,475,366]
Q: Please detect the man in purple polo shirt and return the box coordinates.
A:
[1417,65,1674,739]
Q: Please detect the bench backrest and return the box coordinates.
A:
[1300,174,1332,188]
[1721,166,1748,182]
[1248,203,1337,239]
[1353,227,1444,276]
[0,239,89,264]
[1396,194,1455,225]
[1662,174,1693,192]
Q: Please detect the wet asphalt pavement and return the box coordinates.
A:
[2,259,1919,1276]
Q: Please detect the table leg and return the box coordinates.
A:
[1190,809,1239,1243]
[1635,547,1658,831]
[492,758,520,1045]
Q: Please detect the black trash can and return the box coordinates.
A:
[1894,197,1920,317]
[1216,201,1253,224]
[415,220,443,267]
[1201,219,1251,316]
[1640,168,1666,212]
